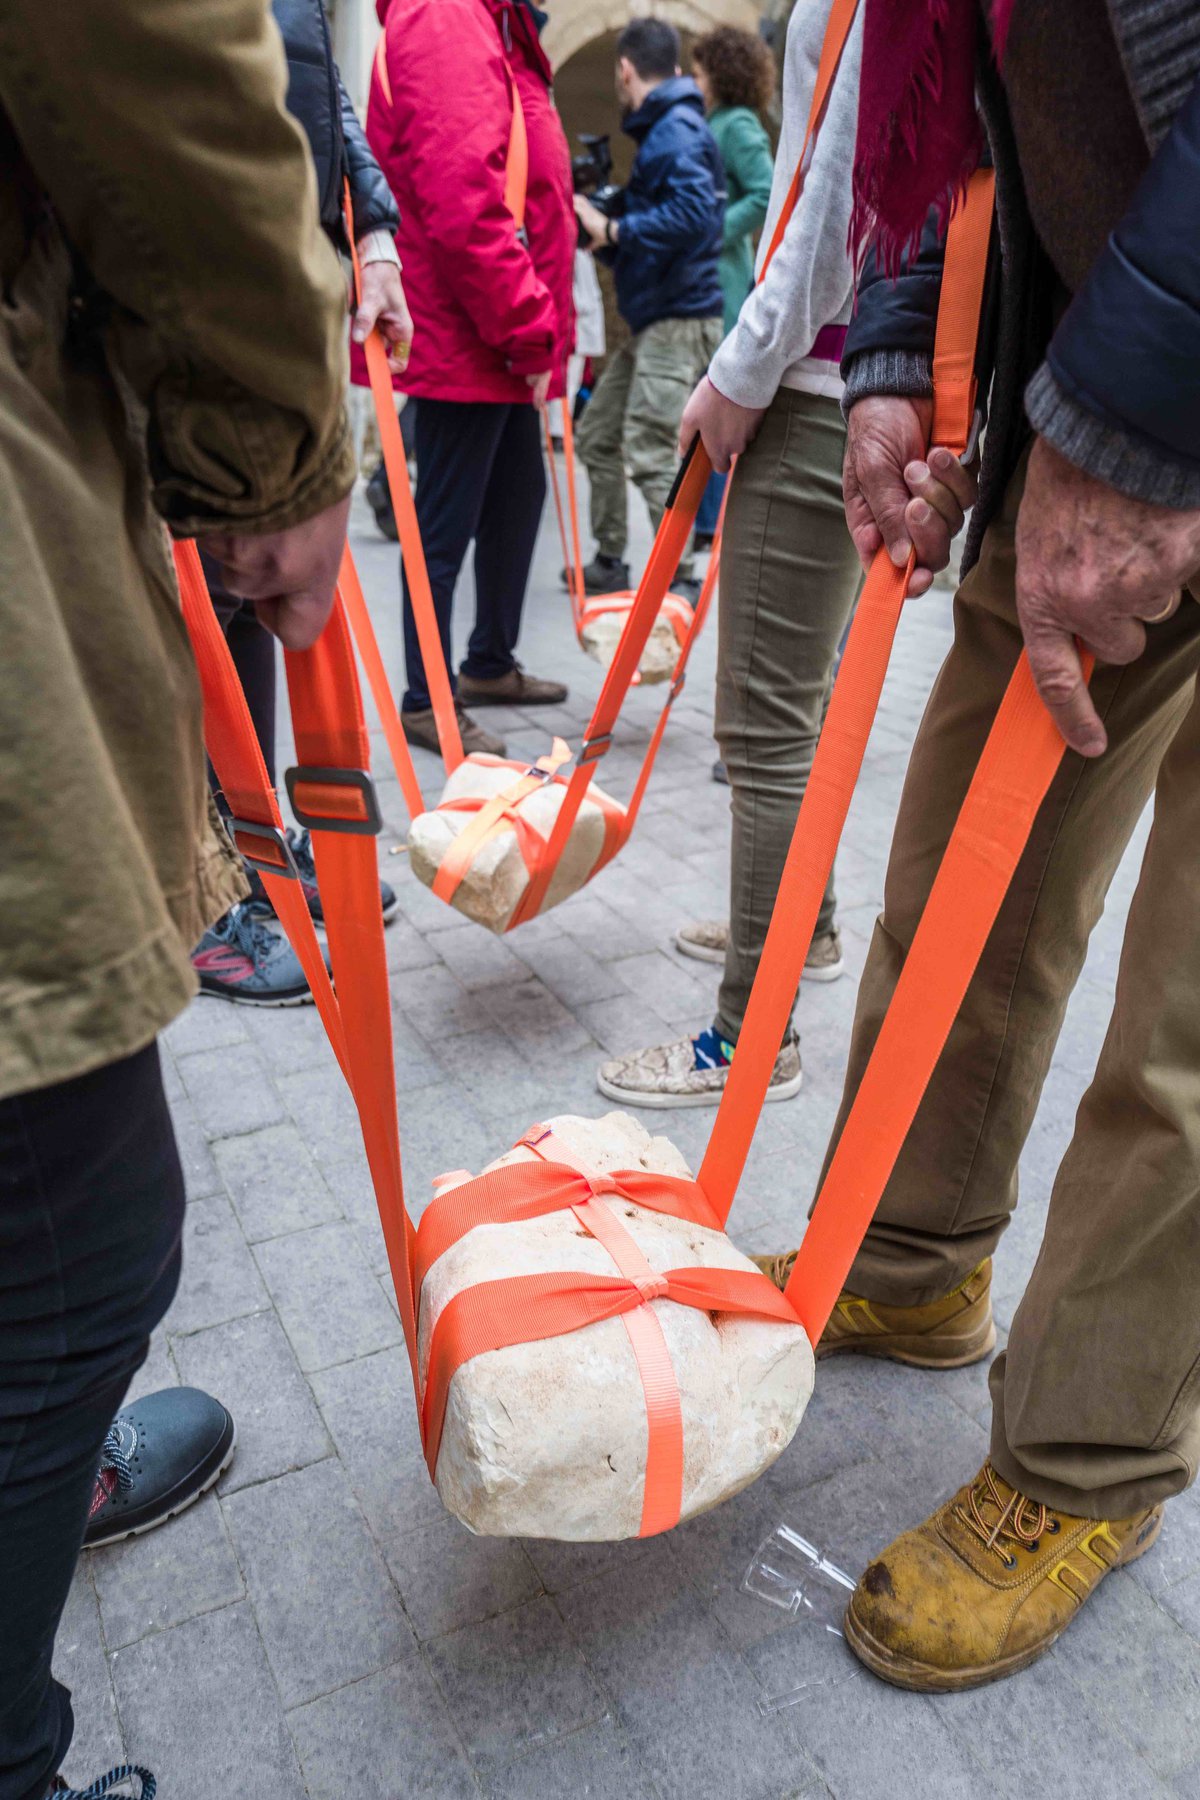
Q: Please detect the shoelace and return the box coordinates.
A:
[54,1765,156,1799]
[227,901,286,967]
[97,1423,134,1499]
[288,828,317,886]
[956,1462,1058,1567]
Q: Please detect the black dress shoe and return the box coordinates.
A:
[84,1388,235,1549]
[365,460,399,542]
[580,553,631,594]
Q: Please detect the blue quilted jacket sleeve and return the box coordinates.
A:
[839,207,944,408]
[1030,69,1200,508]
[338,68,400,239]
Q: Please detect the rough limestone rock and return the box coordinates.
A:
[420,1111,814,1541]
[579,606,679,685]
[407,756,621,933]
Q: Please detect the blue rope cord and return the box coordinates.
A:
[56,1767,156,1800]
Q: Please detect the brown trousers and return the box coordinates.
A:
[828,455,1200,1518]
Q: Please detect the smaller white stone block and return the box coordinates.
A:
[579,606,680,684]
[407,756,622,933]
[421,1112,814,1541]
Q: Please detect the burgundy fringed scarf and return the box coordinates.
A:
[850,0,1015,272]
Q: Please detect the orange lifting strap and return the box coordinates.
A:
[355,28,530,779]
[544,400,721,671]
[180,142,1085,1544]
[338,0,861,931]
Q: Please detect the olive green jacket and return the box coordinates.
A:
[708,104,774,332]
[0,2,357,1099]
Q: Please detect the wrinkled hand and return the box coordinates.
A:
[844,396,978,597]
[1016,436,1200,756]
[198,494,352,651]
[678,375,765,472]
[573,194,609,251]
[352,258,413,374]
[526,369,552,408]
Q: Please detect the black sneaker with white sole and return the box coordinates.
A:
[84,1387,236,1549]
[246,826,398,927]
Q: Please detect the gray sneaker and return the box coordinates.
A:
[674,921,845,983]
[192,902,320,1006]
[597,1028,802,1110]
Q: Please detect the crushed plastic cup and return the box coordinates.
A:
[743,1525,860,1709]
[743,1524,856,1623]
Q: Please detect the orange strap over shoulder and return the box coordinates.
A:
[373,30,528,228]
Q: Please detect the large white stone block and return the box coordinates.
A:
[579,605,680,684]
[407,755,623,933]
[420,1112,814,1541]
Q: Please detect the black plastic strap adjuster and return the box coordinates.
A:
[226,818,300,881]
[668,670,687,703]
[284,765,382,836]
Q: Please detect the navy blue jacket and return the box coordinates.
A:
[842,67,1200,561]
[275,0,399,244]
[603,77,724,335]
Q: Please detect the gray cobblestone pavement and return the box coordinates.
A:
[60,484,1200,1798]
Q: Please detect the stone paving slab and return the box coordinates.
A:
[54,484,1200,1798]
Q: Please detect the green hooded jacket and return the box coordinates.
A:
[708,104,774,332]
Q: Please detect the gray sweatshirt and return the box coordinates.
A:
[707,0,863,409]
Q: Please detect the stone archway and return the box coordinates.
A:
[543,0,762,71]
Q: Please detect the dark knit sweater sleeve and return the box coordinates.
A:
[839,207,946,414]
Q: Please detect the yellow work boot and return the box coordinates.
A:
[844,1461,1164,1691]
[749,1253,995,1367]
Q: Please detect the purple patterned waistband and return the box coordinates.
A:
[808,323,848,364]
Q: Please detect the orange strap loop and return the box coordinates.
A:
[182,0,1078,1544]
[429,738,572,904]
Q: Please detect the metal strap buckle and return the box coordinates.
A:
[226,817,300,881]
[284,766,382,837]
[579,731,613,765]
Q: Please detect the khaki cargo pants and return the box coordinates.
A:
[827,451,1200,1518]
[576,314,723,581]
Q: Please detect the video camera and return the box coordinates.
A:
[571,133,625,248]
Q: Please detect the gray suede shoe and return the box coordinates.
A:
[674,920,845,982]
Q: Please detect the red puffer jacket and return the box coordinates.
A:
[358,0,574,403]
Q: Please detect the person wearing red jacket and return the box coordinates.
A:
[367,0,575,757]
